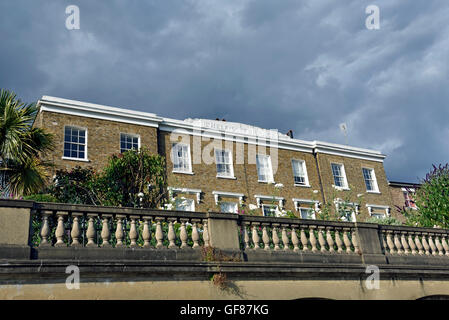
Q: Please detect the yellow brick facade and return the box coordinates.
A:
[33,96,397,222]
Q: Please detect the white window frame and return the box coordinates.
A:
[120,133,140,153]
[366,204,390,218]
[256,154,274,183]
[334,198,358,222]
[62,125,88,161]
[331,163,349,190]
[362,167,380,193]
[174,198,195,212]
[219,201,238,214]
[171,143,193,174]
[212,191,244,206]
[255,195,284,209]
[261,204,278,217]
[168,187,201,204]
[214,148,235,179]
[292,198,319,219]
[291,159,310,187]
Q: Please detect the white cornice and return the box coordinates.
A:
[37,96,386,162]
[38,96,163,128]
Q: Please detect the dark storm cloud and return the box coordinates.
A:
[0,0,448,182]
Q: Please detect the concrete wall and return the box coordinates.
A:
[2,279,449,300]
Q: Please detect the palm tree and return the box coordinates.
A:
[0,89,54,197]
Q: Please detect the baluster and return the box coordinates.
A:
[54,212,66,247]
[386,231,395,254]
[414,232,424,255]
[262,225,270,250]
[428,234,437,256]
[202,219,210,247]
[142,217,151,248]
[300,226,309,251]
[282,225,290,251]
[100,215,111,247]
[318,227,327,252]
[422,233,430,255]
[291,227,300,252]
[343,228,352,253]
[180,219,188,249]
[243,223,250,250]
[252,224,261,250]
[192,220,200,249]
[39,211,52,246]
[309,226,318,252]
[442,235,449,256]
[155,218,164,249]
[272,224,280,250]
[335,228,343,253]
[435,235,444,256]
[115,216,124,247]
[86,214,96,247]
[408,233,416,255]
[129,216,139,247]
[326,227,335,253]
[352,229,360,255]
[394,232,403,255]
[381,232,388,254]
[401,232,409,255]
[71,213,82,246]
[167,219,177,249]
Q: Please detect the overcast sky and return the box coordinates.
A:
[1,0,448,183]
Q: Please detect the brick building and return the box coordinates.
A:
[33,96,398,221]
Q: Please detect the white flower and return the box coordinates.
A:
[313,190,319,194]
[138,192,144,198]
[249,204,258,210]
[164,203,174,210]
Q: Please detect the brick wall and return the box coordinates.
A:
[33,111,158,177]
[316,153,396,220]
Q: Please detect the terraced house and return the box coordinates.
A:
[33,96,397,221]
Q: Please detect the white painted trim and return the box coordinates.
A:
[168,187,202,204]
[254,194,284,209]
[362,167,379,193]
[119,132,141,153]
[39,97,162,128]
[292,198,320,212]
[291,159,310,187]
[171,142,193,174]
[256,154,274,183]
[39,96,386,161]
[331,162,349,189]
[212,191,245,205]
[214,148,235,179]
[63,125,88,161]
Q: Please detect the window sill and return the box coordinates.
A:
[333,185,350,191]
[62,157,90,162]
[366,190,381,194]
[216,175,237,180]
[294,184,311,188]
[258,180,275,184]
[172,170,194,175]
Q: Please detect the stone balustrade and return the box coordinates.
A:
[2,199,449,266]
[34,202,210,250]
[239,216,360,254]
[380,226,449,256]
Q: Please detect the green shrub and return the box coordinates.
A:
[22,193,58,203]
[365,216,402,225]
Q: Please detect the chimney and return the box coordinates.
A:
[286,130,293,138]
